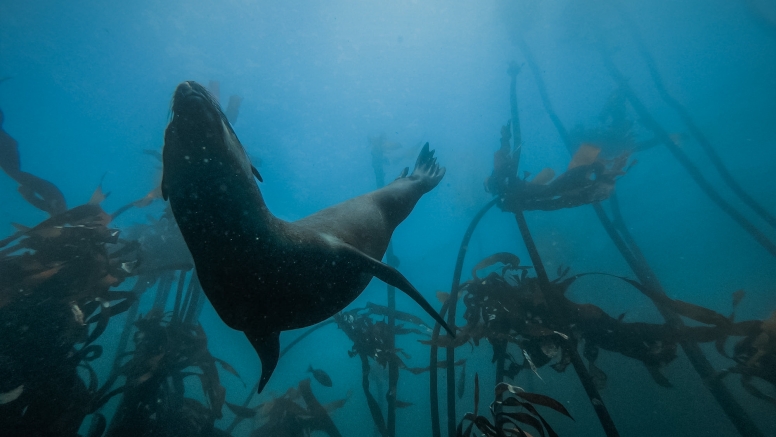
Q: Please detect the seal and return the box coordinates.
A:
[161,81,453,392]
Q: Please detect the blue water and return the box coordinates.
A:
[1,1,775,436]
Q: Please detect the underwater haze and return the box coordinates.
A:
[1,0,775,436]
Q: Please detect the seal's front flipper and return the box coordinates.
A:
[245,328,279,393]
[252,165,263,183]
[336,242,454,336]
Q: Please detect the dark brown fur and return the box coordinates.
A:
[162,81,451,392]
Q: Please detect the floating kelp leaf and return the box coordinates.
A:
[472,415,498,435]
[0,117,68,216]
[394,325,425,336]
[365,302,427,327]
[495,382,524,398]
[513,401,561,437]
[530,168,555,185]
[102,290,137,302]
[459,379,570,437]
[584,272,730,326]
[0,384,23,405]
[10,222,30,232]
[668,299,730,326]
[568,144,601,170]
[21,264,63,289]
[88,183,109,205]
[397,349,412,359]
[133,186,162,208]
[456,413,477,437]
[395,400,413,408]
[323,392,350,413]
[98,274,119,287]
[472,252,523,280]
[503,411,545,437]
[106,297,136,317]
[9,204,108,245]
[502,388,574,419]
[298,378,343,437]
[437,291,450,304]
[225,401,256,418]
[741,375,776,405]
[522,350,543,381]
[110,186,162,220]
[86,413,106,437]
[119,261,136,273]
[216,358,244,385]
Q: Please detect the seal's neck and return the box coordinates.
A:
[250,187,277,228]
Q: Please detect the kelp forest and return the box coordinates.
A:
[1,2,775,437]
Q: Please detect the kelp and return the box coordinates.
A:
[457,374,572,437]
[0,107,67,216]
[0,197,140,435]
[335,304,429,370]
[484,116,631,215]
[249,379,346,437]
[499,146,630,213]
[334,303,432,436]
[91,309,238,437]
[567,87,660,159]
[426,252,766,392]
[122,206,194,276]
[0,152,242,436]
[511,34,768,435]
[718,311,776,406]
[610,0,776,231]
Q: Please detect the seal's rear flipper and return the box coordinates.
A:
[411,142,446,193]
[372,261,454,337]
[336,241,454,336]
[245,328,280,393]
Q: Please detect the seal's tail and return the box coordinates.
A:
[410,142,446,193]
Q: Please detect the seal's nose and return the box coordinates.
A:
[175,81,198,101]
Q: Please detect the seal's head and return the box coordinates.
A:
[171,81,222,126]
[165,81,235,159]
[162,81,260,202]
